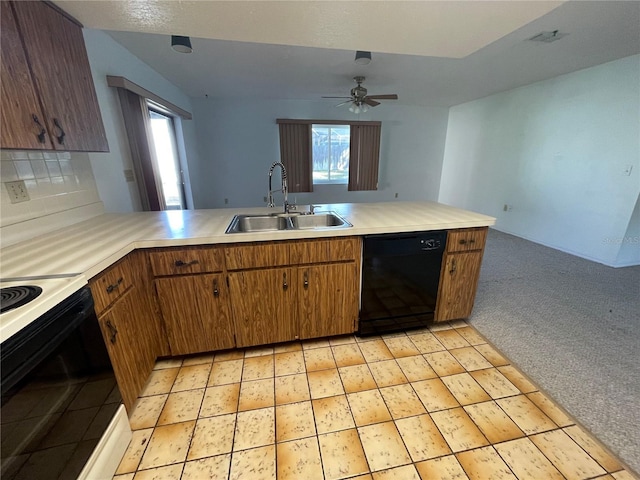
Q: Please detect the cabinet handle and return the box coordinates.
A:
[32,114,46,143]
[459,238,476,245]
[283,272,288,291]
[53,118,65,145]
[175,259,199,267]
[450,259,457,275]
[303,271,309,289]
[105,320,118,344]
[213,279,219,297]
[106,277,123,293]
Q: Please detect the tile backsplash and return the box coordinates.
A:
[0,150,101,228]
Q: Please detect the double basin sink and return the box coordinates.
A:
[226,211,352,234]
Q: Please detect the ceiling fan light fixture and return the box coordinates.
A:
[171,35,193,53]
[355,51,372,65]
[349,103,362,114]
[360,103,369,113]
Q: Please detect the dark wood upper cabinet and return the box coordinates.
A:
[1,2,53,150]
[1,1,108,152]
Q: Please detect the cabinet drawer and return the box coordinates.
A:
[290,237,360,264]
[149,247,225,276]
[225,242,289,270]
[447,228,487,253]
[90,261,132,315]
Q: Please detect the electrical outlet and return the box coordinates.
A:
[5,180,30,204]
[263,196,268,203]
[394,193,399,198]
[224,198,229,204]
[123,169,135,182]
[503,204,513,212]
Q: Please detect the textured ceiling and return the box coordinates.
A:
[57,1,640,107]
[55,1,564,58]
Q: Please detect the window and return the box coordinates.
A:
[108,76,192,211]
[277,119,381,193]
[311,125,350,184]
[148,107,186,210]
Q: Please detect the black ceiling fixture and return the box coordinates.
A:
[171,35,193,53]
[355,50,372,65]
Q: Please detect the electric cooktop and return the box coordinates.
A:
[0,286,43,314]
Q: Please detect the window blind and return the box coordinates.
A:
[278,122,312,193]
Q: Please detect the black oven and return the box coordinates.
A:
[1,286,120,480]
[359,231,447,336]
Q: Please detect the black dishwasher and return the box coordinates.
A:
[358,230,447,336]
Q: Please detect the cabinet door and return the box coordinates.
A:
[228,268,297,347]
[11,1,108,152]
[0,2,53,150]
[99,289,155,412]
[435,251,483,322]
[299,263,358,339]
[155,274,235,356]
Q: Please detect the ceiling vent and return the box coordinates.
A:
[528,30,568,43]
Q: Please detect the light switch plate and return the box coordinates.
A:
[5,180,30,203]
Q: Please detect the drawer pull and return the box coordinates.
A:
[175,259,199,267]
[283,272,288,291]
[105,320,118,344]
[106,277,123,293]
[213,279,219,297]
[303,271,309,289]
[459,238,476,245]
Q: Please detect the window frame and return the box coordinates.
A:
[277,119,381,192]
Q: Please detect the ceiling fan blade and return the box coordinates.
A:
[322,96,352,99]
[335,100,353,107]
[366,94,398,100]
[363,98,380,107]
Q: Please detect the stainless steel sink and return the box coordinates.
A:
[225,212,352,234]
[290,213,350,229]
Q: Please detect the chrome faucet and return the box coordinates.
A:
[267,162,288,213]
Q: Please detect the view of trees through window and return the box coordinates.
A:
[312,125,350,184]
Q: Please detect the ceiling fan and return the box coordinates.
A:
[323,76,398,113]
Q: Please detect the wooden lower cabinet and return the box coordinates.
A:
[435,250,483,321]
[155,273,235,355]
[228,268,297,347]
[299,263,358,339]
[98,288,156,412]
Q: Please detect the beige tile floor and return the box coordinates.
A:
[113,321,638,480]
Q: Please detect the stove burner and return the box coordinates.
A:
[1,286,43,314]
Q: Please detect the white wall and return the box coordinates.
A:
[191,98,449,208]
[82,29,201,212]
[439,55,640,267]
[616,194,640,266]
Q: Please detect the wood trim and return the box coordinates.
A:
[107,76,192,120]
[276,119,381,126]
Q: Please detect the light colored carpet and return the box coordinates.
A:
[469,229,640,472]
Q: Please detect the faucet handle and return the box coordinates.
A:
[310,205,319,214]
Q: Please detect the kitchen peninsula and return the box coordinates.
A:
[0,201,495,410]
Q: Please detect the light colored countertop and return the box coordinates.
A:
[0,201,495,340]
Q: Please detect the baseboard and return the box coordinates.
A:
[490,226,639,268]
[78,404,131,480]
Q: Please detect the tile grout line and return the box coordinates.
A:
[120,322,637,480]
